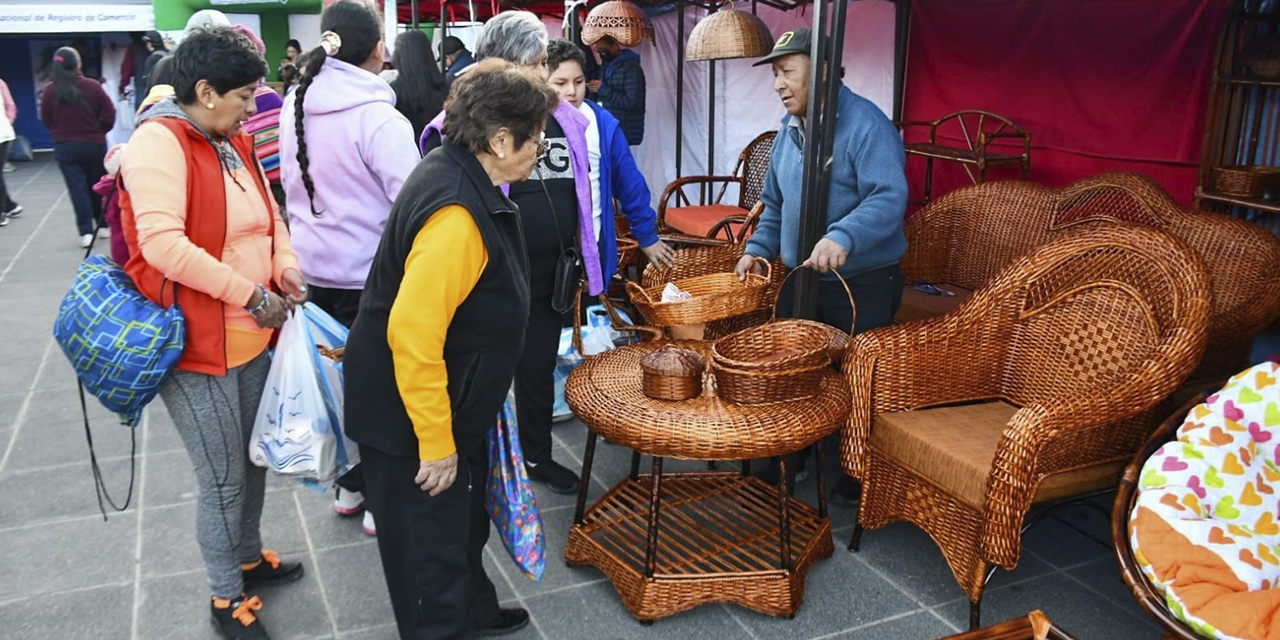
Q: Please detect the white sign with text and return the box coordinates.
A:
[0,5,155,34]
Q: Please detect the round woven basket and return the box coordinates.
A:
[711,358,827,405]
[616,236,640,271]
[640,345,704,400]
[625,257,771,327]
[686,8,773,62]
[711,321,830,372]
[581,0,653,47]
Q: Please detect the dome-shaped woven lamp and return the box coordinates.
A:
[686,6,773,62]
[581,0,654,47]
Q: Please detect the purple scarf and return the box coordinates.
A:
[420,100,604,295]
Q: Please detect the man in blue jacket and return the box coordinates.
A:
[735,28,908,501]
[587,36,645,147]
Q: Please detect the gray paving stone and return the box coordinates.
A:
[0,583,133,640]
[314,540,395,632]
[0,512,136,601]
[731,545,916,639]
[137,571,234,640]
[0,389,28,429]
[143,405,188,454]
[827,610,958,640]
[337,623,400,640]
[1020,511,1113,571]
[1063,558,1164,631]
[140,489,309,578]
[525,580,736,639]
[5,416,138,473]
[0,456,137,527]
[142,451,199,508]
[296,484,375,551]
[0,360,41,397]
[18,386,123,428]
[852,521,1054,607]
[933,572,1163,640]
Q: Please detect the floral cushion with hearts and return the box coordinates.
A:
[1129,361,1280,640]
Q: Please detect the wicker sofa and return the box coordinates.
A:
[898,172,1280,384]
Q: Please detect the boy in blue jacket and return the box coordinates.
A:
[546,38,673,278]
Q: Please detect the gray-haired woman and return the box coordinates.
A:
[344,59,559,639]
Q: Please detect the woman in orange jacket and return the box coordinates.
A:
[118,27,308,640]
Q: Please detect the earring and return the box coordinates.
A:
[498,152,505,159]
[206,103,215,110]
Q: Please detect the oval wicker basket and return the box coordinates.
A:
[711,321,831,372]
[581,0,653,47]
[640,345,705,400]
[1214,165,1269,197]
[711,357,826,405]
[626,257,771,327]
[686,8,773,62]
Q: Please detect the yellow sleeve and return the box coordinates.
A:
[386,205,489,461]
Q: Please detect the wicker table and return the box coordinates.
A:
[564,340,851,622]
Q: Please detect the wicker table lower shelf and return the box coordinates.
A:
[565,471,834,621]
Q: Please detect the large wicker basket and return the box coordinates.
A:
[626,257,771,327]
[686,8,773,62]
[711,321,831,371]
[711,357,827,405]
[1213,165,1275,197]
[581,0,653,47]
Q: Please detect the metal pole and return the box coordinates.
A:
[676,0,686,178]
[708,59,716,175]
[794,0,849,320]
[439,1,448,75]
[412,0,420,28]
[892,0,911,122]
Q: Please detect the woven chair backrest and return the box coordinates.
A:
[985,224,1209,406]
[738,131,777,211]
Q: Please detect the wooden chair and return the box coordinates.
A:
[843,224,1212,630]
[899,110,1031,206]
[657,131,776,240]
[899,172,1280,387]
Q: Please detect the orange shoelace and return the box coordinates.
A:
[241,549,282,571]
[232,595,264,626]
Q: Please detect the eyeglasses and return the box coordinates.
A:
[535,134,550,158]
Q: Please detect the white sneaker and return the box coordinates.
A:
[4,204,20,218]
[79,234,93,248]
[362,510,376,537]
[334,488,364,516]
[97,227,110,239]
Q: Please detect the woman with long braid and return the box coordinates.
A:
[278,0,420,536]
[40,46,115,247]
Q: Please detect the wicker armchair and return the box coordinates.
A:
[657,131,776,240]
[900,171,1280,385]
[843,224,1212,630]
[899,109,1031,206]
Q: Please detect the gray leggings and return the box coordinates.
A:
[159,352,270,599]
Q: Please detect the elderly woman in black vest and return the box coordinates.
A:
[343,59,558,639]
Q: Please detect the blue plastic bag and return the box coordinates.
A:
[552,304,637,420]
[486,390,546,581]
[53,255,185,426]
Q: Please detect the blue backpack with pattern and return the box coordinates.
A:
[53,254,185,427]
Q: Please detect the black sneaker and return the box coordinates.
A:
[476,607,530,637]
[525,459,580,495]
[0,213,7,227]
[4,204,21,218]
[210,594,270,639]
[242,550,304,588]
[830,476,862,507]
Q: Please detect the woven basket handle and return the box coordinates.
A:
[625,279,654,305]
[750,256,772,283]
[771,265,857,335]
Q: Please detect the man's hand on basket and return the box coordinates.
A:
[803,238,848,274]
[734,254,765,281]
[640,239,675,269]
[415,453,458,496]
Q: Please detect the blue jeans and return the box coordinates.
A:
[53,141,107,236]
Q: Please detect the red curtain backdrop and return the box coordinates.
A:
[901,0,1230,209]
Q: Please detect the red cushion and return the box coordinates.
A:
[664,204,748,239]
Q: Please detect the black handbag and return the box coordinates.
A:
[537,169,583,315]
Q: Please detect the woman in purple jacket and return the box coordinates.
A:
[279,0,421,533]
[40,47,116,248]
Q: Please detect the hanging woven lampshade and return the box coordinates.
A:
[686,7,773,62]
[581,0,654,47]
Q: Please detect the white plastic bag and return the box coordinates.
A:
[250,309,339,481]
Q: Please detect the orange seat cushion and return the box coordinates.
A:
[894,282,973,323]
[664,204,748,239]
[870,400,1126,509]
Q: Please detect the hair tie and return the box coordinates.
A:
[54,55,65,63]
[319,31,342,56]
